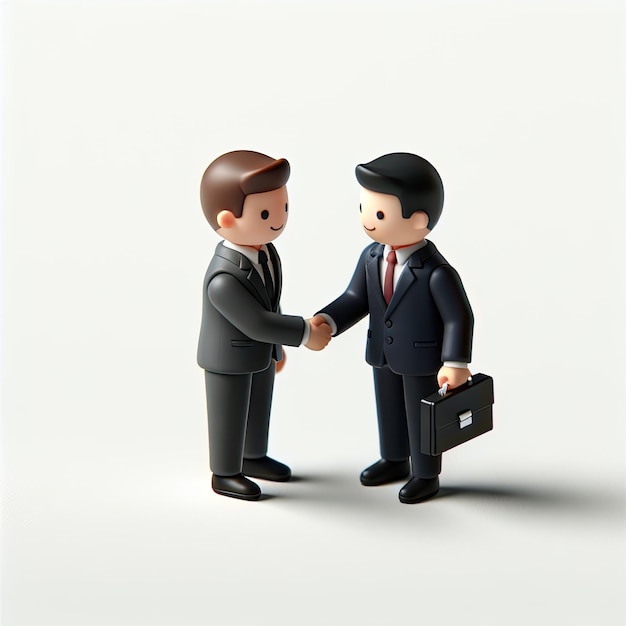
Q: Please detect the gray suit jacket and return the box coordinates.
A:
[197,241,305,374]
[319,240,473,377]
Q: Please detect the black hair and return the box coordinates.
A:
[355,152,444,229]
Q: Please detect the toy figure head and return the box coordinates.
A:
[355,153,444,248]
[200,150,291,246]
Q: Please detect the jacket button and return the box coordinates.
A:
[385,320,392,328]
[386,336,393,345]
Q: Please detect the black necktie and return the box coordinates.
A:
[257,249,275,303]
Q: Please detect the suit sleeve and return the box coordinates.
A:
[430,265,474,363]
[208,273,305,347]
[316,246,371,336]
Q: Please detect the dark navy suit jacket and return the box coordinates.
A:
[319,240,473,376]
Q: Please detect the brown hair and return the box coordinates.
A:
[200,150,291,230]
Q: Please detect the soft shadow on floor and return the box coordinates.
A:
[265,470,625,524]
[437,481,623,514]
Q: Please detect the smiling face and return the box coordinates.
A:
[359,187,430,247]
[216,186,289,246]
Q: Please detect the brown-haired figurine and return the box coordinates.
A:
[198,150,331,501]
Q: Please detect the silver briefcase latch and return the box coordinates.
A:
[458,409,473,429]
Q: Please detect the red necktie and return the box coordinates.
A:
[383,250,397,305]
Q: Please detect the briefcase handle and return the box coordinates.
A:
[438,376,473,397]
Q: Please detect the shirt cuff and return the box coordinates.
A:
[443,361,469,369]
[316,313,337,336]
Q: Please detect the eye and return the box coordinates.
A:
[359,204,362,213]
[376,211,385,220]
[261,210,269,220]
[285,203,288,212]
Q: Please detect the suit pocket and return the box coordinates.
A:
[414,340,437,348]
[231,340,253,348]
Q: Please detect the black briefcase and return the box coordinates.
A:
[420,373,494,456]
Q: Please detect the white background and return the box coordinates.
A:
[2,0,625,624]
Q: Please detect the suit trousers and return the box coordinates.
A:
[204,363,275,476]
[373,366,442,479]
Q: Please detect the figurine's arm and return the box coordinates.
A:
[208,273,305,347]
[316,247,371,336]
[430,264,474,388]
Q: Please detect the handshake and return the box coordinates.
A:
[304,315,332,351]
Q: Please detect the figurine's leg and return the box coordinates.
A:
[403,374,441,479]
[204,370,252,476]
[373,365,410,462]
[242,363,291,481]
[244,362,275,459]
[360,366,411,486]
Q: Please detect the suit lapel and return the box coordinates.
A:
[267,243,282,311]
[386,264,417,317]
[365,244,387,314]
[215,242,272,309]
[385,241,434,317]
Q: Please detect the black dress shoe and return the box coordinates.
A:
[243,456,291,482]
[212,474,261,501]
[398,477,439,504]
[360,459,410,486]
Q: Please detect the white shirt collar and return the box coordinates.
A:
[383,239,428,265]
[222,240,268,266]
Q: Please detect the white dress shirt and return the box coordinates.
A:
[380,240,428,291]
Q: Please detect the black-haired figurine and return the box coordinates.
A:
[316,153,474,504]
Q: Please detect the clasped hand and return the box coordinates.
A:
[304,315,332,351]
